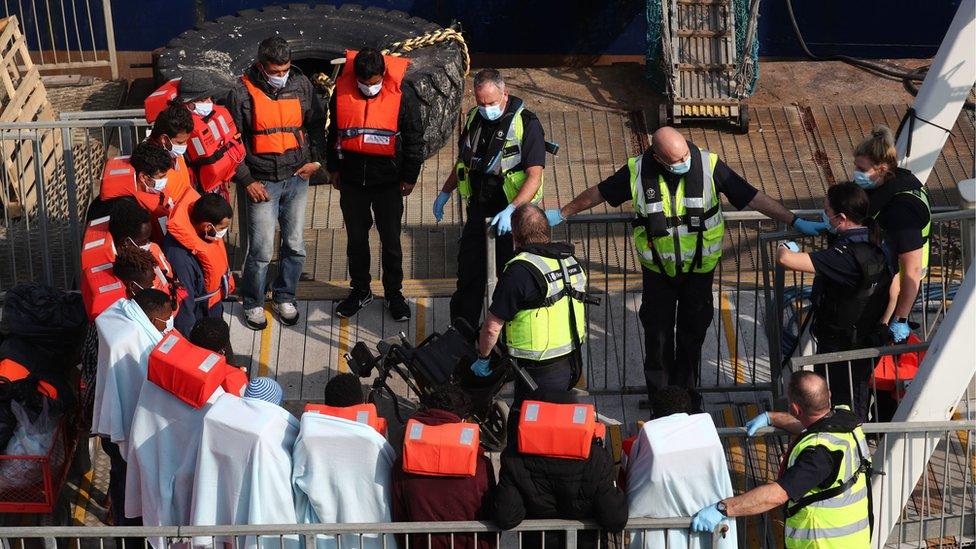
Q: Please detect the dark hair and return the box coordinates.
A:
[189,317,231,355]
[422,384,472,417]
[151,105,194,139]
[113,246,156,284]
[133,288,172,317]
[650,386,693,419]
[788,371,831,415]
[189,193,233,225]
[108,199,152,243]
[129,142,173,178]
[323,373,365,407]
[512,204,550,245]
[258,36,291,65]
[353,48,385,80]
[827,181,881,246]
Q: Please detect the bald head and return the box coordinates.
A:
[788,371,831,417]
[512,204,550,247]
[652,126,691,165]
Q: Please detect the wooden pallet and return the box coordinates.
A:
[0,16,59,219]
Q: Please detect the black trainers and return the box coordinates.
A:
[336,289,373,318]
[387,295,411,322]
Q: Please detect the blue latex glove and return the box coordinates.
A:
[432,191,451,222]
[691,503,726,533]
[471,357,492,377]
[745,412,771,437]
[889,320,911,343]
[780,241,800,253]
[793,217,830,236]
[490,204,517,235]
[545,208,566,227]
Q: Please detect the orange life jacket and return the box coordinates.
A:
[872,334,925,398]
[335,50,410,158]
[80,214,114,271]
[303,403,387,436]
[186,105,246,192]
[241,75,304,155]
[517,401,606,460]
[165,194,234,309]
[402,419,480,477]
[148,331,241,408]
[0,358,57,400]
[144,78,180,124]
[221,367,248,397]
[100,156,175,242]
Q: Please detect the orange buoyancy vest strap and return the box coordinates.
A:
[241,75,304,155]
[165,196,234,308]
[0,358,57,399]
[334,50,410,157]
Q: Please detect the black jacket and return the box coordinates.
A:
[491,441,628,549]
[325,85,424,187]
[226,64,327,185]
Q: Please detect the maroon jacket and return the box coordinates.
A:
[391,409,495,549]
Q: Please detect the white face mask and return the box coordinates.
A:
[267,71,289,89]
[193,101,214,117]
[214,227,228,239]
[169,142,187,156]
[154,314,175,333]
[207,224,228,241]
[127,237,151,251]
[149,176,168,193]
[357,80,383,97]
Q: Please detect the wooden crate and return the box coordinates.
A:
[0,16,60,219]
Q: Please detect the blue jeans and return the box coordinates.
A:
[240,175,308,309]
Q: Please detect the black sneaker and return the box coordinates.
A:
[387,295,411,322]
[336,289,373,318]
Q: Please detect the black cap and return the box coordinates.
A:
[178,71,218,102]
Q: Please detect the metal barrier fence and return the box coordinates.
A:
[0,0,118,77]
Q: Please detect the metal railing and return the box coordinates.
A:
[1,0,118,78]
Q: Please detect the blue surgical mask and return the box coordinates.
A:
[853,170,876,189]
[193,101,214,117]
[665,157,692,175]
[479,103,503,121]
[267,72,289,89]
[169,142,187,156]
[151,176,168,193]
[821,210,838,234]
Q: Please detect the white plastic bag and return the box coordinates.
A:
[0,400,58,490]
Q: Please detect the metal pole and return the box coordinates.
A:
[61,126,81,289]
[100,0,118,79]
[958,179,975,273]
[32,137,53,286]
[485,219,497,310]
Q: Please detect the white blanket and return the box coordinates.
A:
[190,395,300,549]
[292,413,397,549]
[91,298,163,455]
[125,379,224,535]
[626,413,738,549]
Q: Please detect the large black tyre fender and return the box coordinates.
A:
[155,3,466,158]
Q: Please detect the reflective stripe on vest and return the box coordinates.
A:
[504,252,587,361]
[241,75,304,155]
[455,105,544,205]
[628,149,725,277]
[335,50,409,157]
[783,410,871,549]
[187,106,245,192]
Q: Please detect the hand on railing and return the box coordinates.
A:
[745,411,771,436]
[792,216,830,236]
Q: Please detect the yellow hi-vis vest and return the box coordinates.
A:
[784,406,872,549]
[456,103,543,205]
[627,147,725,277]
[873,187,931,278]
[503,251,587,361]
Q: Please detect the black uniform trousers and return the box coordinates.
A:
[813,336,873,422]
[449,203,514,328]
[339,181,404,298]
[639,267,715,398]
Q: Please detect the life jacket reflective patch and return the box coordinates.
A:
[517,400,605,460]
[187,106,246,192]
[872,333,925,397]
[402,419,479,477]
[241,75,304,155]
[334,50,410,157]
[303,403,387,436]
[148,332,236,408]
[80,215,115,271]
[144,78,180,124]
[165,195,235,308]
[0,358,58,400]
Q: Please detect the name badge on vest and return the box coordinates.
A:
[364,134,391,145]
[689,215,700,226]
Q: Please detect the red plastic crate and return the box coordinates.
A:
[0,419,76,513]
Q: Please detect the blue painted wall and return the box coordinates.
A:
[6,0,963,59]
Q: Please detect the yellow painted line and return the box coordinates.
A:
[720,291,744,384]
[257,303,273,378]
[337,316,350,373]
[415,298,427,346]
[722,407,747,492]
[71,467,94,525]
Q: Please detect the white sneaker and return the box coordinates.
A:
[243,306,267,330]
[274,301,300,326]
